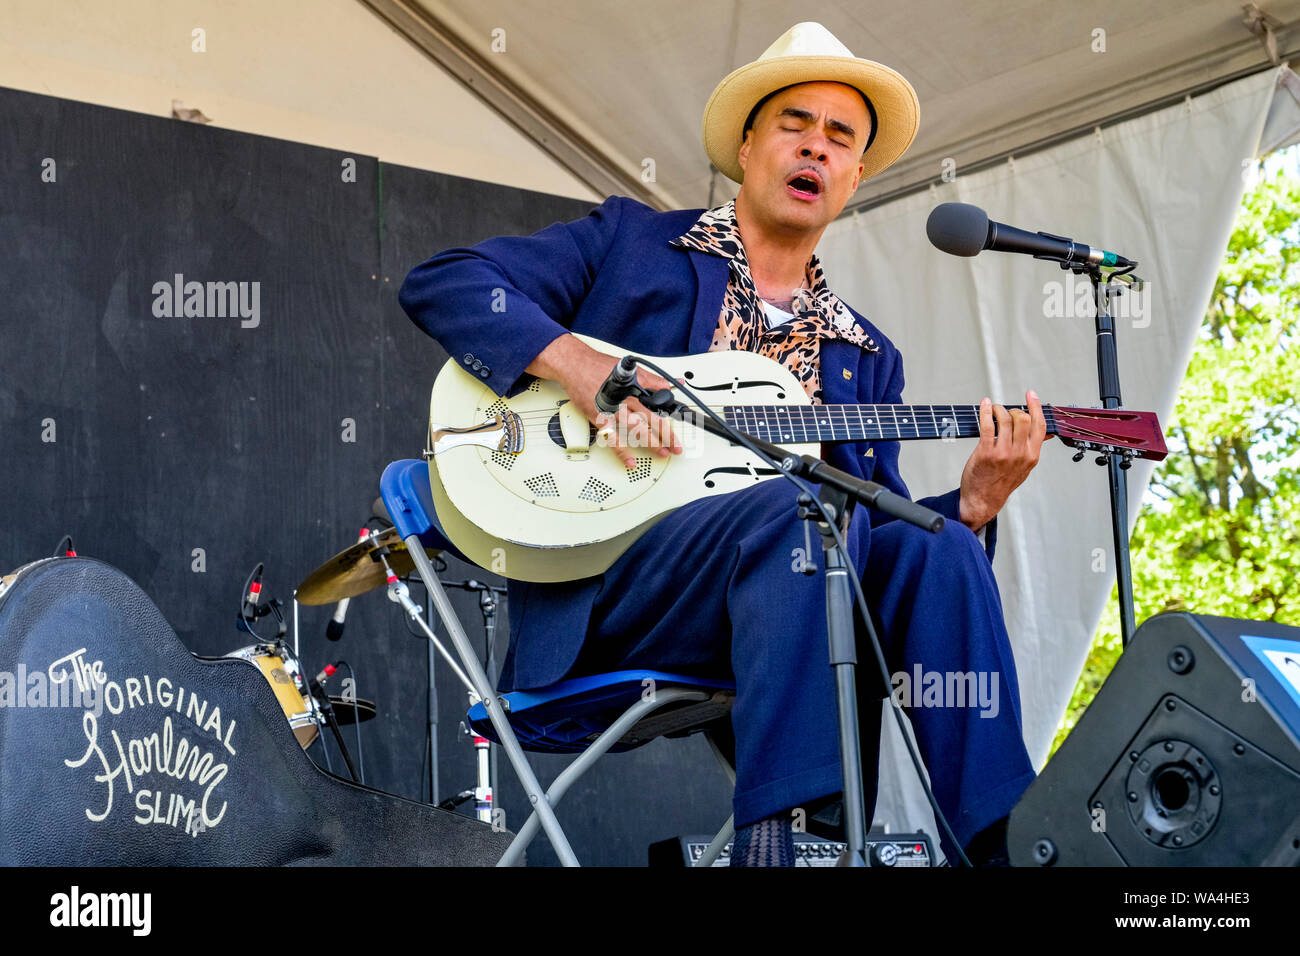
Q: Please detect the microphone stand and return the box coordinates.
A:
[631,383,945,867]
[1062,261,1140,648]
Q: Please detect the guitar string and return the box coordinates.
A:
[505,407,1057,429]
[456,397,1142,450]
[506,408,1059,435]
[504,404,1051,423]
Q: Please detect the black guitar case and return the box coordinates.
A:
[0,556,513,865]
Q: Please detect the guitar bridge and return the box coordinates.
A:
[425,411,523,458]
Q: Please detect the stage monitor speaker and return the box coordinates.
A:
[1009,612,1300,866]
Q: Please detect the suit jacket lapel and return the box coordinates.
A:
[819,340,861,406]
[820,339,872,482]
[684,249,729,354]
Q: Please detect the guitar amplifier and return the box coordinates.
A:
[649,830,935,867]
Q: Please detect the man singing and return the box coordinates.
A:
[400,22,1045,866]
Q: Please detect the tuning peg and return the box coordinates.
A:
[1119,453,1133,471]
[1095,454,1109,466]
[1072,450,1086,463]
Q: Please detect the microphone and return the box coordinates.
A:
[314,662,340,686]
[926,202,1136,269]
[327,598,350,642]
[595,355,639,414]
[327,528,370,641]
[237,563,263,631]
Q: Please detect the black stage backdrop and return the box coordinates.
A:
[0,86,733,866]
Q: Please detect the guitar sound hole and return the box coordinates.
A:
[547,413,597,448]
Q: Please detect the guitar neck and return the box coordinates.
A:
[718,403,1059,444]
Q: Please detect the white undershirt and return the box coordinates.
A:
[761,300,795,327]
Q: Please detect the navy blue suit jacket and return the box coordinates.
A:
[399,195,996,690]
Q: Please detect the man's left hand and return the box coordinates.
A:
[959,390,1050,532]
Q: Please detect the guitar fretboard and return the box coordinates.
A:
[720,404,1059,444]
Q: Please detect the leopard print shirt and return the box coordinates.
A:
[669,200,878,403]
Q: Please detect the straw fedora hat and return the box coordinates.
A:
[702,21,920,184]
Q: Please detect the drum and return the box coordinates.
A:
[225,643,321,748]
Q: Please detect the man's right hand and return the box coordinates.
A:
[525,334,682,469]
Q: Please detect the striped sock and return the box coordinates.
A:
[729,811,795,867]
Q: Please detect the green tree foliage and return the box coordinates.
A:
[1053,163,1300,753]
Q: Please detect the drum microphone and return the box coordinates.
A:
[595,355,640,414]
[327,598,350,641]
[315,662,340,686]
[327,528,370,641]
[237,563,264,631]
[926,202,1136,269]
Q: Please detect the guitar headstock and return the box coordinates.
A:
[1050,406,1167,461]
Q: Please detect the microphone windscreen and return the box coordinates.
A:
[926,202,990,257]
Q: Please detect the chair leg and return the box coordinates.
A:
[703,728,736,786]
[694,814,735,867]
[404,539,580,866]
[499,687,711,867]
[694,729,737,867]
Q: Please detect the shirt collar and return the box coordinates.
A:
[669,200,873,344]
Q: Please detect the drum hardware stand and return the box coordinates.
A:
[292,590,301,660]
[441,578,508,824]
[435,731,493,823]
[373,536,511,821]
[293,598,337,778]
[425,585,440,806]
[374,543,476,693]
[388,526,579,864]
[309,677,360,782]
[1057,259,1143,648]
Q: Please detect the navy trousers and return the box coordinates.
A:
[568,476,1036,858]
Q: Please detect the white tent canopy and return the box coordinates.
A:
[366,0,1300,209]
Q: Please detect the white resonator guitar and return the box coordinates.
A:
[424,335,1166,583]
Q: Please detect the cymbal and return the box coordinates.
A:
[328,696,377,725]
[296,527,436,605]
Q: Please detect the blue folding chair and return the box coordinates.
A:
[379,459,738,867]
